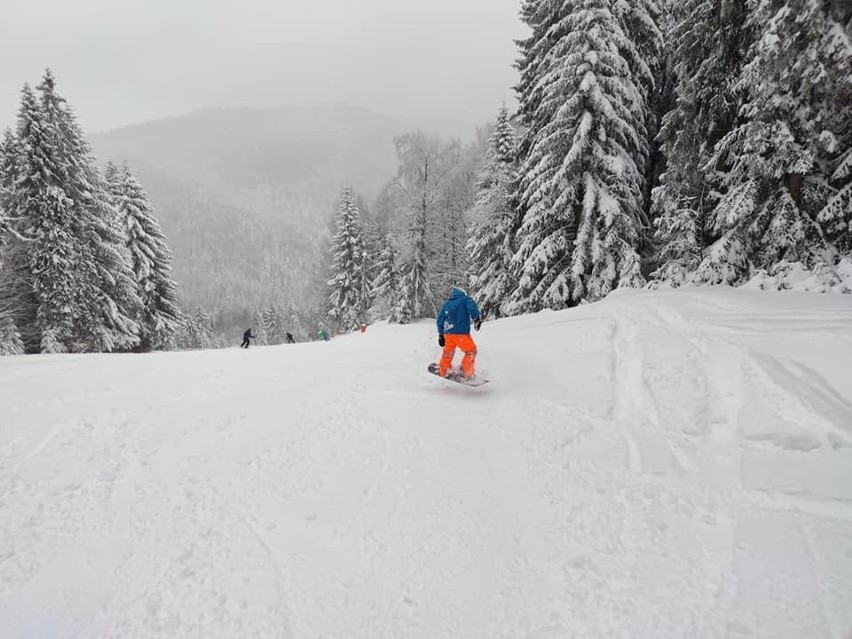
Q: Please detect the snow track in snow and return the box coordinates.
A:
[1,288,851,638]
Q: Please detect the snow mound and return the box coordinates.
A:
[1,289,851,638]
[744,259,852,294]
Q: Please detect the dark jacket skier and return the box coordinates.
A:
[241,328,255,348]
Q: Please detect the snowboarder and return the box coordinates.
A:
[286,332,295,344]
[436,287,482,378]
[241,328,255,348]
[319,328,330,342]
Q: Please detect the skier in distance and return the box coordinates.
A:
[241,328,255,349]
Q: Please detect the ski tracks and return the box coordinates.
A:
[649,294,852,637]
[577,304,742,636]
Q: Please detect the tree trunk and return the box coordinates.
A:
[787,173,804,207]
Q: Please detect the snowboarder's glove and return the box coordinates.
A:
[438,334,446,347]
[474,319,482,331]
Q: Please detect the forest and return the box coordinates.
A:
[2,0,851,353]
[325,0,852,333]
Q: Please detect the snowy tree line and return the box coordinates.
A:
[251,305,306,345]
[0,70,185,355]
[4,0,847,354]
[655,0,852,289]
[323,131,486,328]
[326,0,851,326]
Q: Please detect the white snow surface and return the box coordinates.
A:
[2,288,852,638]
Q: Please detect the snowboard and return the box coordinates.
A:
[427,363,490,387]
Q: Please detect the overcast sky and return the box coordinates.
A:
[0,0,524,134]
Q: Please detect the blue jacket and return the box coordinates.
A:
[437,288,481,335]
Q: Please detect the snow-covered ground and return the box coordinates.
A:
[1,288,851,638]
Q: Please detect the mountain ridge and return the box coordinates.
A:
[88,103,408,328]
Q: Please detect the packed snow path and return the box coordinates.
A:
[1,289,851,638]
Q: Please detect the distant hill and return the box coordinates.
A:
[90,104,405,332]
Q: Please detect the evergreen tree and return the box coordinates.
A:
[615,0,666,223]
[397,255,429,322]
[370,234,404,322]
[0,129,18,244]
[0,310,24,356]
[4,72,142,352]
[0,316,23,355]
[0,131,24,358]
[652,0,752,285]
[11,82,80,352]
[514,0,562,165]
[177,308,214,350]
[697,0,852,283]
[512,0,650,310]
[652,204,702,285]
[362,217,385,290]
[252,309,267,346]
[287,307,306,342]
[820,145,852,255]
[327,187,370,331]
[814,2,852,256]
[261,305,284,344]
[467,105,519,318]
[39,74,141,352]
[109,162,183,350]
[0,127,35,349]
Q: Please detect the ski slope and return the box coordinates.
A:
[1,288,851,638]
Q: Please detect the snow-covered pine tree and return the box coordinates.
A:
[38,73,142,352]
[512,0,650,310]
[821,144,852,255]
[0,130,34,352]
[467,105,519,318]
[696,0,852,283]
[651,0,751,285]
[0,128,23,357]
[370,234,404,322]
[613,0,666,221]
[816,2,852,256]
[252,309,267,346]
[514,0,561,165]
[652,203,702,285]
[327,187,370,332]
[5,71,140,352]
[0,306,24,355]
[287,307,305,342]
[262,305,284,344]
[0,133,14,355]
[643,3,677,218]
[177,308,214,350]
[0,126,39,353]
[0,129,16,244]
[362,216,384,291]
[0,128,19,284]
[109,162,183,350]
[0,310,23,355]
[10,82,80,352]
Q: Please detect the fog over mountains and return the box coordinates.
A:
[89,104,408,331]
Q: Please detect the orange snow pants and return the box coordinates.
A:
[439,334,477,378]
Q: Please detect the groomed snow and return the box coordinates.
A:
[1,288,851,638]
